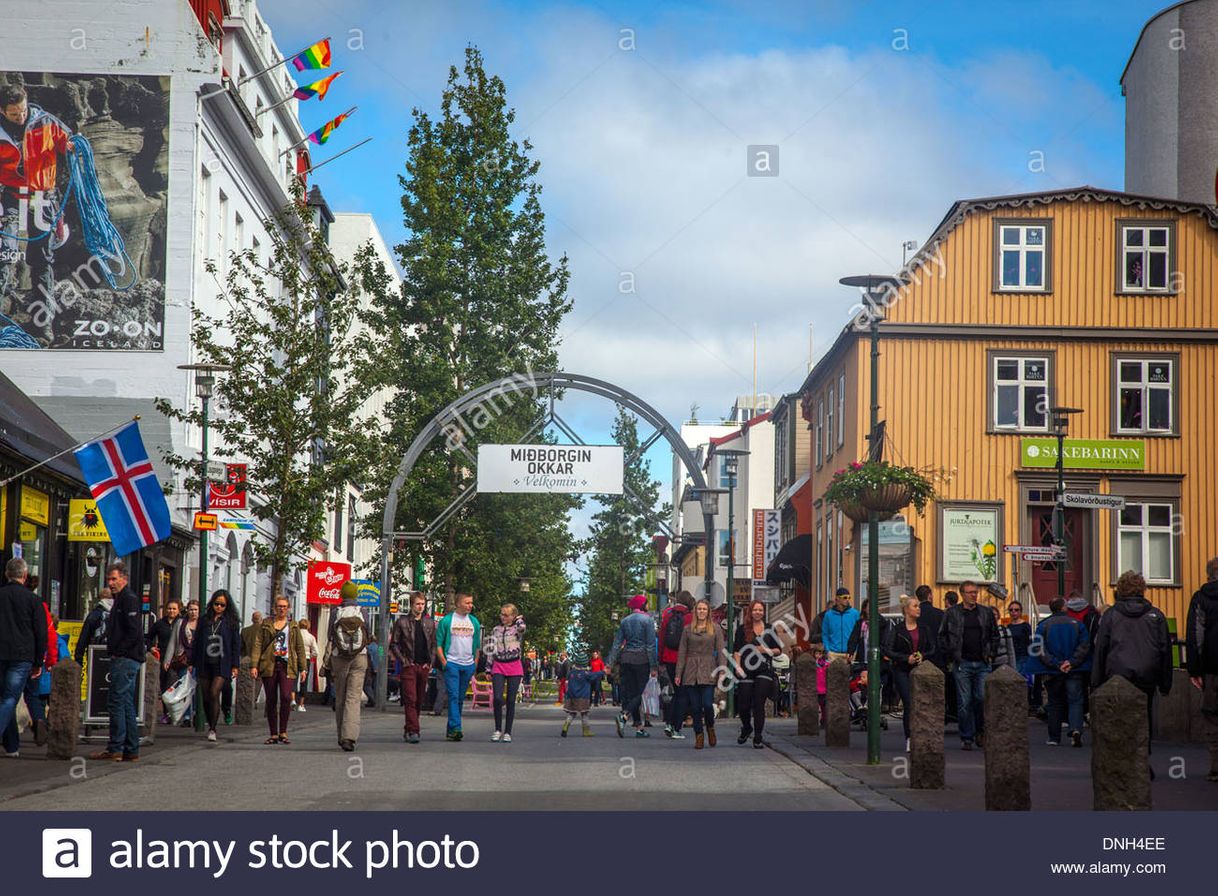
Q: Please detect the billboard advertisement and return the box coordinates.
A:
[0,72,169,350]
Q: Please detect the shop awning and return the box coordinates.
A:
[765,533,811,588]
[0,370,86,486]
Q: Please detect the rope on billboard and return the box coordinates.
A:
[0,135,136,290]
[0,310,40,348]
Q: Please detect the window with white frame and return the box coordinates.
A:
[997,223,1048,291]
[815,400,825,468]
[1121,224,1171,292]
[836,511,844,589]
[816,521,822,596]
[825,508,835,595]
[992,355,1049,430]
[837,372,845,447]
[1118,502,1175,584]
[826,385,835,459]
[1117,358,1173,434]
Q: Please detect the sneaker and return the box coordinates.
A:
[670,731,686,739]
[1070,730,1083,748]
[207,730,217,743]
[615,714,625,738]
[502,733,511,743]
[297,705,307,713]
[453,730,463,741]
[664,724,674,738]
[737,733,750,745]
[753,741,765,749]
[89,750,123,761]
[445,730,460,742]
[2,751,18,759]
[1046,739,1060,746]
[961,740,973,751]
[635,728,650,738]
[408,733,420,744]
[492,730,502,742]
[224,711,233,725]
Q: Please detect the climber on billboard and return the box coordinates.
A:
[0,82,75,322]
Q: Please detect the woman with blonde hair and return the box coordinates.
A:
[674,598,724,749]
[484,602,526,742]
[883,594,939,751]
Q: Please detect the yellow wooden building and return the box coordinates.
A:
[798,186,1218,630]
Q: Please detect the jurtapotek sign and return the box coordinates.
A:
[1020,438,1146,471]
[477,445,625,494]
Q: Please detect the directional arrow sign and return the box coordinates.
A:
[1003,544,1065,555]
[1062,492,1126,510]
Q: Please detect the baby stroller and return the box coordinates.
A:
[848,664,888,731]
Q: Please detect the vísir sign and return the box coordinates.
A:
[478,445,624,494]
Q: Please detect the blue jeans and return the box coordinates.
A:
[682,684,716,734]
[1045,672,1086,742]
[953,660,989,742]
[0,660,33,755]
[107,657,142,756]
[443,662,475,733]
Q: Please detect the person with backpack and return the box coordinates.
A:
[74,586,113,665]
[1093,570,1172,768]
[435,592,481,742]
[1186,557,1218,783]
[250,594,305,745]
[658,590,693,738]
[322,582,372,752]
[1026,596,1091,747]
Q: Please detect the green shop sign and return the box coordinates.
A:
[1020,438,1145,470]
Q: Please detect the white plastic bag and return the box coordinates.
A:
[162,669,196,724]
[642,676,661,717]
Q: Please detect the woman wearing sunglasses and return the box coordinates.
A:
[192,589,241,743]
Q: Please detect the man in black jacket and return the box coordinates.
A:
[916,584,945,661]
[1186,557,1218,782]
[939,581,999,750]
[0,558,46,758]
[89,562,145,762]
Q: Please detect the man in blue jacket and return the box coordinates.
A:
[1027,596,1091,747]
[814,588,860,659]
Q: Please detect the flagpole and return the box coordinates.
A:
[0,416,142,488]
[256,92,297,118]
[280,106,356,156]
[236,37,331,87]
[297,137,372,176]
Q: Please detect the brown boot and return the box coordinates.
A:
[707,726,717,747]
[695,732,704,750]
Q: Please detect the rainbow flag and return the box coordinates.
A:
[306,111,351,145]
[289,38,331,71]
[293,71,342,101]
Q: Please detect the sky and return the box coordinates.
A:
[260,0,1170,548]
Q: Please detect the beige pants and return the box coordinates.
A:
[331,653,368,745]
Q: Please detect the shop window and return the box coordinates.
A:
[1119,222,1173,293]
[1117,502,1176,584]
[993,220,1051,292]
[826,385,835,460]
[990,354,1050,431]
[1114,356,1176,435]
[837,372,845,447]
[815,400,824,469]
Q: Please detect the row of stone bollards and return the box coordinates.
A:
[794,653,1154,810]
[42,653,265,759]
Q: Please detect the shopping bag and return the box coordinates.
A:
[642,676,661,717]
[162,669,196,724]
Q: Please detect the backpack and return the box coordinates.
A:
[663,608,686,650]
[332,615,369,659]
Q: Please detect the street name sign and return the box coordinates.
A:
[477,444,624,494]
[1062,492,1126,510]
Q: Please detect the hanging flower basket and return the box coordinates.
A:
[824,460,936,519]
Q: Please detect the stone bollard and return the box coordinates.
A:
[795,653,820,736]
[142,653,160,742]
[46,659,82,760]
[983,665,1030,810]
[235,657,257,726]
[824,657,851,747]
[910,661,945,789]
[1092,675,1152,811]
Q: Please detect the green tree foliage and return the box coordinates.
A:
[357,46,575,642]
[156,194,364,594]
[578,408,668,653]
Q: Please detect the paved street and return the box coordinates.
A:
[0,703,863,811]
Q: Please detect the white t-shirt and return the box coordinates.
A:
[446,613,476,666]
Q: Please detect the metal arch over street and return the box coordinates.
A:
[374,371,716,709]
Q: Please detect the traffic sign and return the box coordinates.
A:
[1061,492,1126,510]
[1003,544,1064,555]
[193,511,218,531]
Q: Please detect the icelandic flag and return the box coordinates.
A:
[74,421,172,557]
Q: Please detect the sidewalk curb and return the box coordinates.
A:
[767,734,907,812]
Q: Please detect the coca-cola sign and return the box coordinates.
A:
[306,560,351,605]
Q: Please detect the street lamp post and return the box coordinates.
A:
[1050,407,1083,599]
[714,449,748,717]
[178,362,230,732]
[840,274,900,766]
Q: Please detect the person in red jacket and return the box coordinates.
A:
[658,591,693,738]
[0,83,74,313]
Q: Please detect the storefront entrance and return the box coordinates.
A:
[1028,506,1089,604]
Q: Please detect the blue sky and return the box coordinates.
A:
[261,0,1170,538]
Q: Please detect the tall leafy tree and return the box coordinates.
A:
[358,46,575,637]
[157,195,364,594]
[578,408,668,653]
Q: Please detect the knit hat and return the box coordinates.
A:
[340,581,359,606]
[628,594,647,611]
[570,646,589,665]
